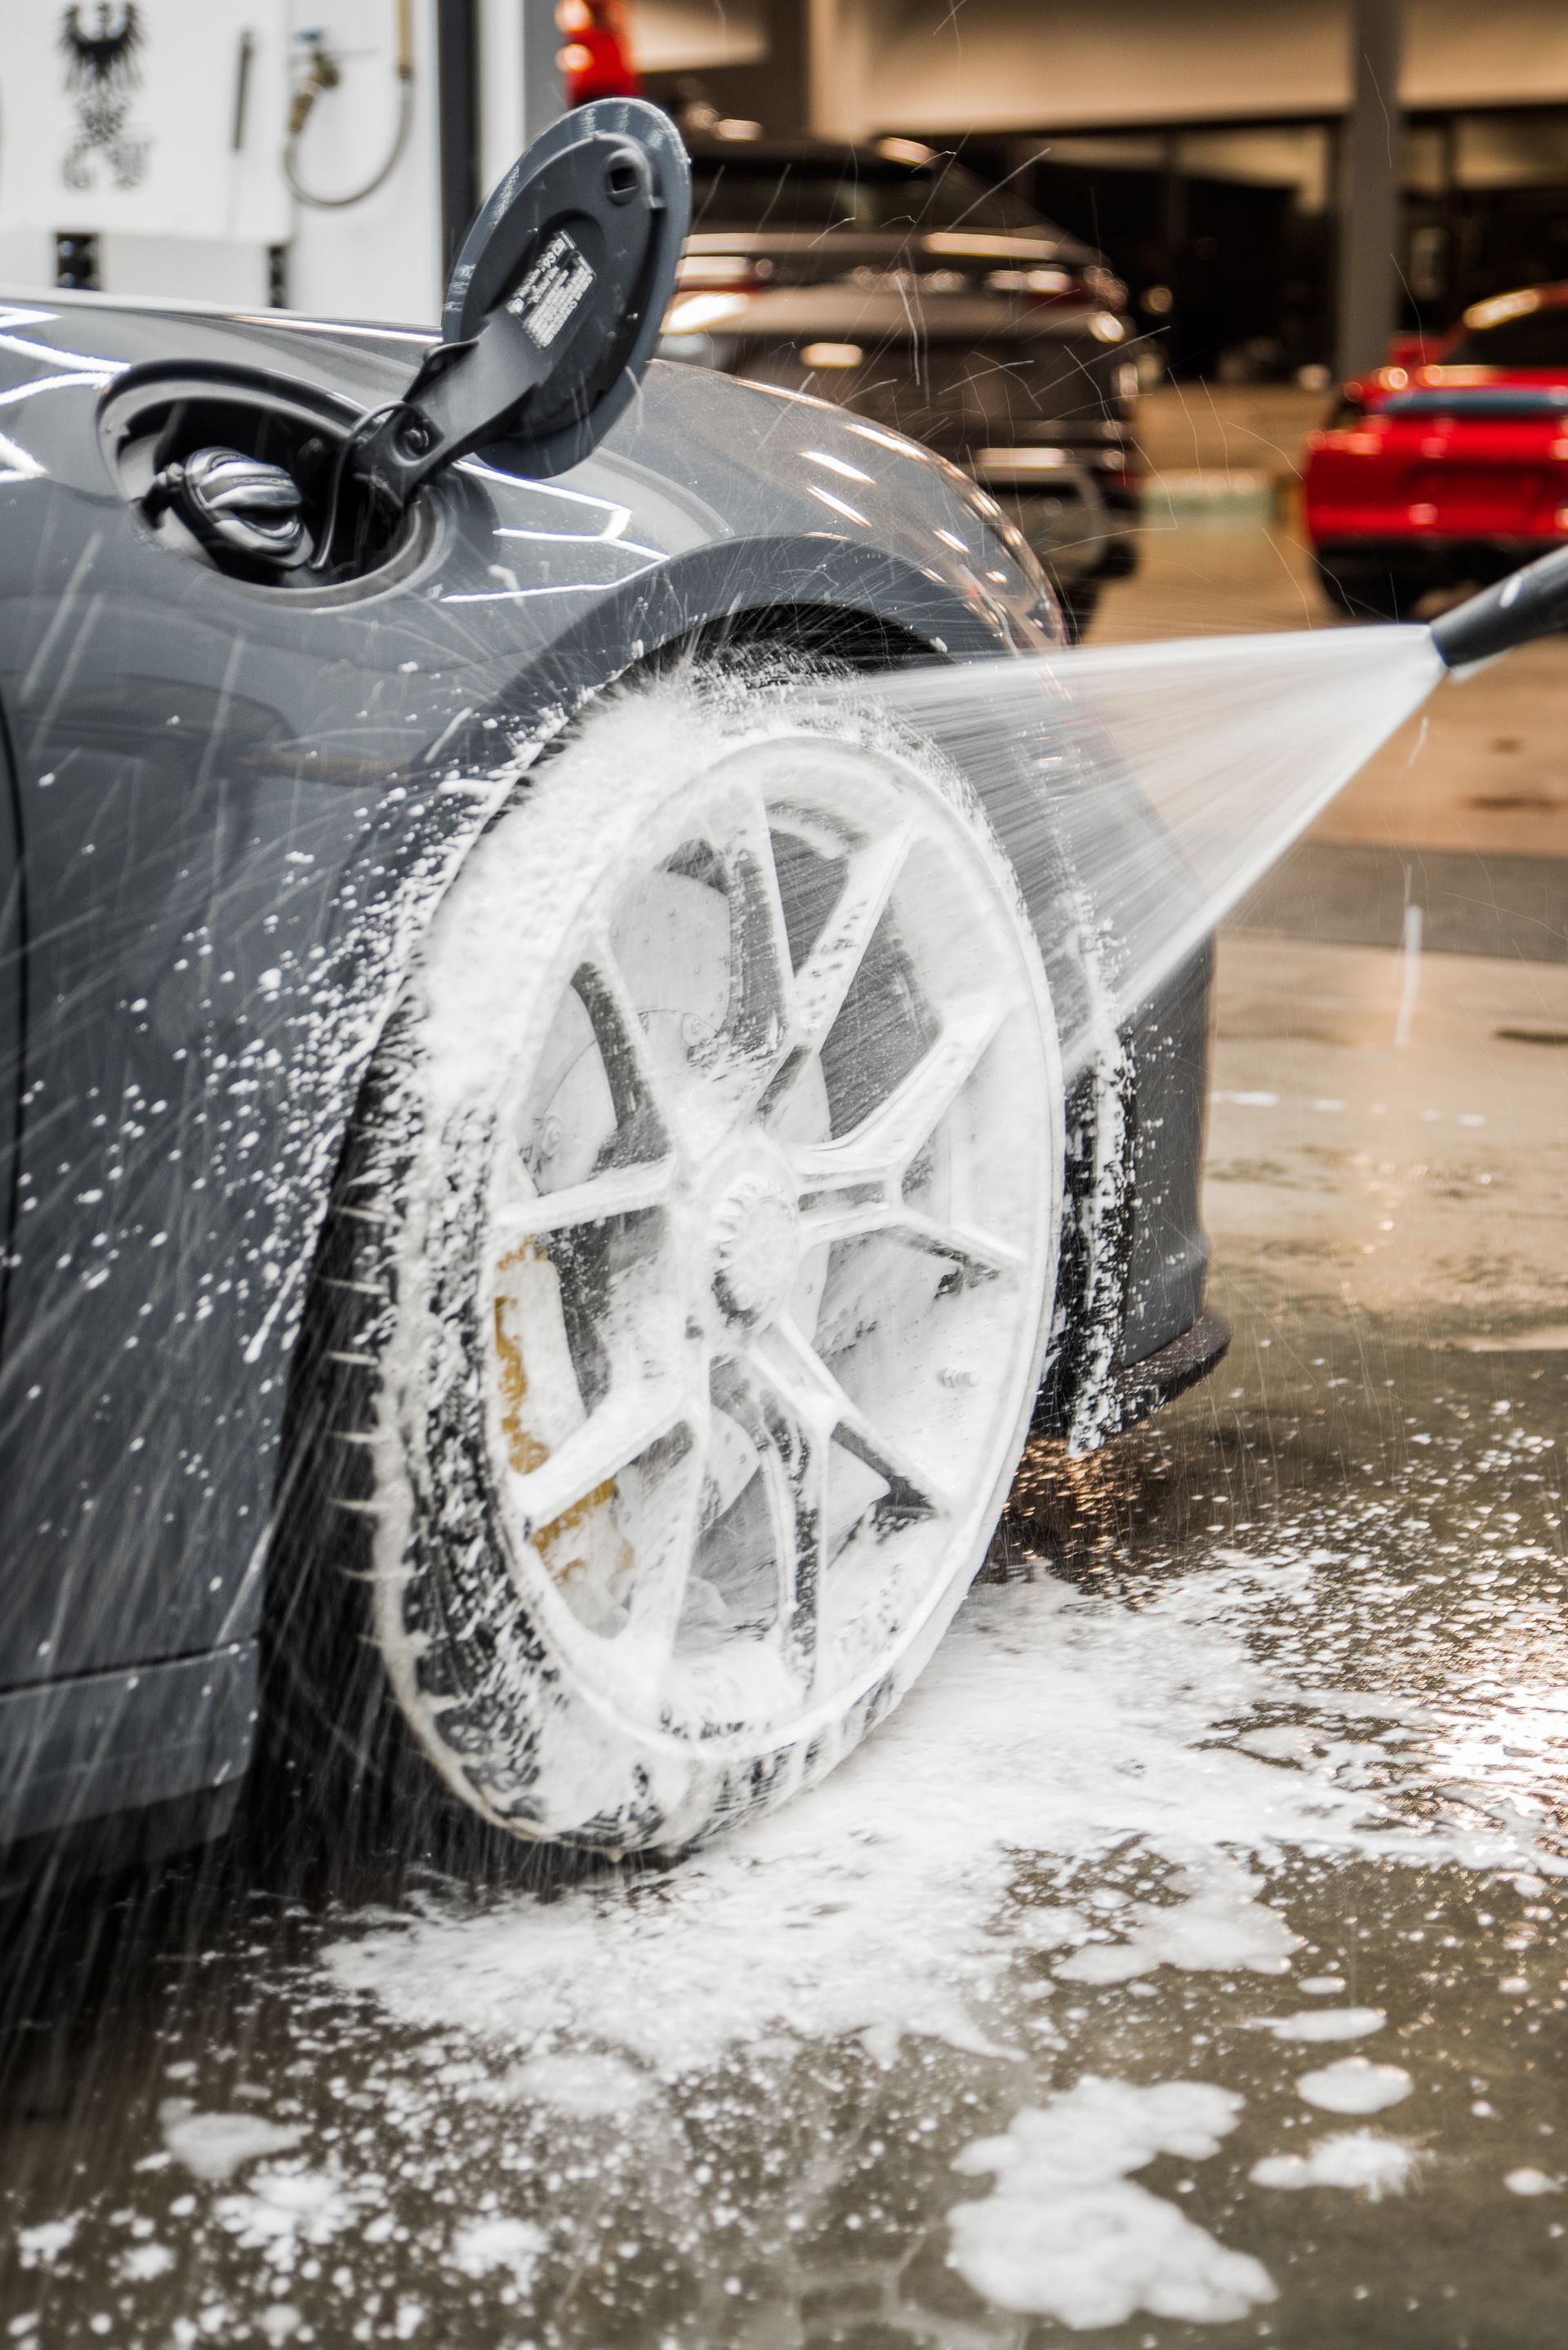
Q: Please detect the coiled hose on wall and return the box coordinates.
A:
[284,0,415,210]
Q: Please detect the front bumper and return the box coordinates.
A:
[1105,1306,1232,1438]
[1032,943,1219,1451]
[1311,530,1568,585]
[967,448,1142,586]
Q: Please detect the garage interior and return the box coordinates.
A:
[2,3,1567,2345]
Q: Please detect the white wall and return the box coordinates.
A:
[826,0,1568,139]
[99,234,272,307]
[0,0,555,328]
[635,0,768,72]
[0,226,54,294]
[277,0,442,326]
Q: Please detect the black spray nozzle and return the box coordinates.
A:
[1431,541,1568,668]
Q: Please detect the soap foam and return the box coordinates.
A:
[1295,2058,1414,2115]
[947,2077,1274,2326]
[326,1559,1557,2087]
[1251,2132,1419,2199]
[1246,2007,1386,2044]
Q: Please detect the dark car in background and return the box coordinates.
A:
[660,137,1143,636]
[1304,283,1568,619]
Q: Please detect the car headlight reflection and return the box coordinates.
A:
[657,332,740,370]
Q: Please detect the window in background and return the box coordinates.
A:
[1015,123,1334,383]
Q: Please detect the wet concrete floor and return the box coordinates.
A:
[3,517,1567,2348]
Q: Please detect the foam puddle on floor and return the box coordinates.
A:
[328,1562,1553,2071]
[314,1545,1566,2334]
[11,1518,1568,2345]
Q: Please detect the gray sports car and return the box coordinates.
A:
[0,103,1219,1870]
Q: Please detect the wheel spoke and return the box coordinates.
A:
[789,991,1009,1191]
[709,787,795,1064]
[753,826,913,1122]
[796,1193,1025,1279]
[509,1376,688,1539]
[789,827,913,1050]
[751,1376,828,1688]
[572,940,675,1154]
[709,1352,825,1686]
[749,1314,950,1522]
[774,1407,827,1688]
[494,1156,676,1246]
[623,1385,711,1653]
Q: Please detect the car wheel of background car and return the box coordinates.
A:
[293,688,1064,1855]
[1057,586,1102,645]
[1312,555,1430,624]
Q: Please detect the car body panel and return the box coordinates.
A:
[1120,945,1213,1368]
[0,1643,253,1848]
[0,702,18,1358]
[1303,284,1568,585]
[0,291,1214,1848]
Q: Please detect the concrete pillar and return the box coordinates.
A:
[436,0,480,274]
[808,0,871,144]
[476,1,559,202]
[1336,0,1403,380]
[520,0,564,149]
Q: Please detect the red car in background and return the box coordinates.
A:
[1303,283,1568,619]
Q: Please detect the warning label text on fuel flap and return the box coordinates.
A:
[507,231,597,349]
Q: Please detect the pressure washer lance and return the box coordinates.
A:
[1431,540,1568,668]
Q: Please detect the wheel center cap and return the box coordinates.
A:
[707,1163,801,1329]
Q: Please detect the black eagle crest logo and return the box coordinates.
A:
[60,4,149,193]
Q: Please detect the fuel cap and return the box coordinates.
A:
[145,447,310,570]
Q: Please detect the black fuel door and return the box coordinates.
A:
[350,97,690,521]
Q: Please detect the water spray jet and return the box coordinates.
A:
[833,543,1568,1083]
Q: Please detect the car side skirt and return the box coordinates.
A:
[0,1643,255,1848]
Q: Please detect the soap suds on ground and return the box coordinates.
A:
[13,1541,1564,2341]
[946,2077,1275,2326]
[1504,2168,1562,2197]
[160,2107,306,2184]
[1294,2058,1415,2115]
[450,2216,547,2283]
[1251,2132,1419,2198]
[1247,2007,1385,2043]
[327,1559,1559,2086]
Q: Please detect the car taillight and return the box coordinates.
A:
[986,266,1092,307]
[663,291,755,336]
[985,262,1128,310]
[555,0,638,105]
[675,255,772,292]
[665,256,769,335]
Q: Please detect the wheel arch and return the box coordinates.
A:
[256,558,1082,1693]
[249,558,986,1674]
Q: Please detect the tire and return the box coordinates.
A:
[1313,554,1428,623]
[307,684,1064,1853]
[1057,585,1101,644]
